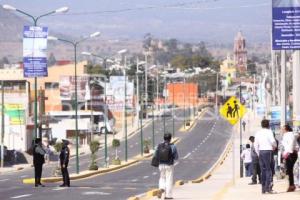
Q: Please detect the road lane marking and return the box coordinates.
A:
[52,187,67,191]
[152,172,158,175]
[183,153,191,159]
[0,178,9,182]
[131,179,138,182]
[143,176,149,179]
[10,194,32,199]
[174,162,179,166]
[100,186,114,190]
[20,175,28,178]
[82,191,111,196]
[124,187,137,190]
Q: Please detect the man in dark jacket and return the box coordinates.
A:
[249,136,261,185]
[33,138,46,187]
[155,133,178,199]
[60,139,70,187]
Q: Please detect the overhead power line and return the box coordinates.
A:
[63,0,222,16]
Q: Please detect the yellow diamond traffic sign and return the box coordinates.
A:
[219,96,247,125]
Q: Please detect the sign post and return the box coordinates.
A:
[272,0,300,128]
[219,96,247,178]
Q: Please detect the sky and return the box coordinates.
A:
[0,0,272,43]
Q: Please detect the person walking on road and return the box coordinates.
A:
[155,133,178,199]
[33,138,46,187]
[241,144,252,177]
[281,124,298,192]
[254,119,277,194]
[249,136,261,185]
[59,139,70,187]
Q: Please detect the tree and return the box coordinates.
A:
[112,139,121,165]
[89,140,100,170]
[48,53,56,67]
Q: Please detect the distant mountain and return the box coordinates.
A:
[0,6,27,41]
[0,0,272,43]
[0,0,271,61]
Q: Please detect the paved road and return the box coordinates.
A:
[0,108,232,200]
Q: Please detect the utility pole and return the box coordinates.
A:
[239,82,243,178]
[124,55,128,162]
[183,74,186,129]
[145,53,148,119]
[104,59,108,167]
[281,50,287,126]
[152,83,155,150]
[163,74,166,135]
[136,57,140,128]
[271,51,276,106]
[215,73,219,115]
[140,93,144,156]
[172,81,175,137]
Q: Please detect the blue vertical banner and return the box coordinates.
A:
[23,26,48,77]
[272,0,300,50]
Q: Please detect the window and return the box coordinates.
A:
[45,82,59,89]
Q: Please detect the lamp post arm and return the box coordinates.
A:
[15,9,36,24]
[35,11,56,24]
[57,38,76,47]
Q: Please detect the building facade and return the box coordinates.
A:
[233,31,247,72]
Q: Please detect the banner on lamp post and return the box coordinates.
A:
[272,0,300,50]
[23,26,48,77]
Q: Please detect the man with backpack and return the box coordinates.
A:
[154,133,178,199]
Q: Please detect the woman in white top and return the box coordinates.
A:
[281,124,298,192]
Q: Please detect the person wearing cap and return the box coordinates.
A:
[59,139,70,187]
[155,133,179,199]
[33,138,46,187]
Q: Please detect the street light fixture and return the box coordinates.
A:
[48,31,100,174]
[2,4,69,140]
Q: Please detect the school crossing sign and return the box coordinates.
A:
[219,96,247,125]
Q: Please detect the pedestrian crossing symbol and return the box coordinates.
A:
[219,96,247,125]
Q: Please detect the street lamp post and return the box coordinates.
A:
[118,49,128,162]
[163,74,167,135]
[183,73,186,129]
[48,32,100,174]
[172,80,175,137]
[81,52,113,167]
[1,81,4,168]
[3,4,69,140]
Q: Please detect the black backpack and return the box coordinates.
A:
[158,142,173,163]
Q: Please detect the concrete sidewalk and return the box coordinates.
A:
[148,110,300,200]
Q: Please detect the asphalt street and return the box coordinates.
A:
[0,108,232,200]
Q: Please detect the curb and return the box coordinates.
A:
[191,137,233,184]
[23,159,140,184]
[22,137,180,185]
